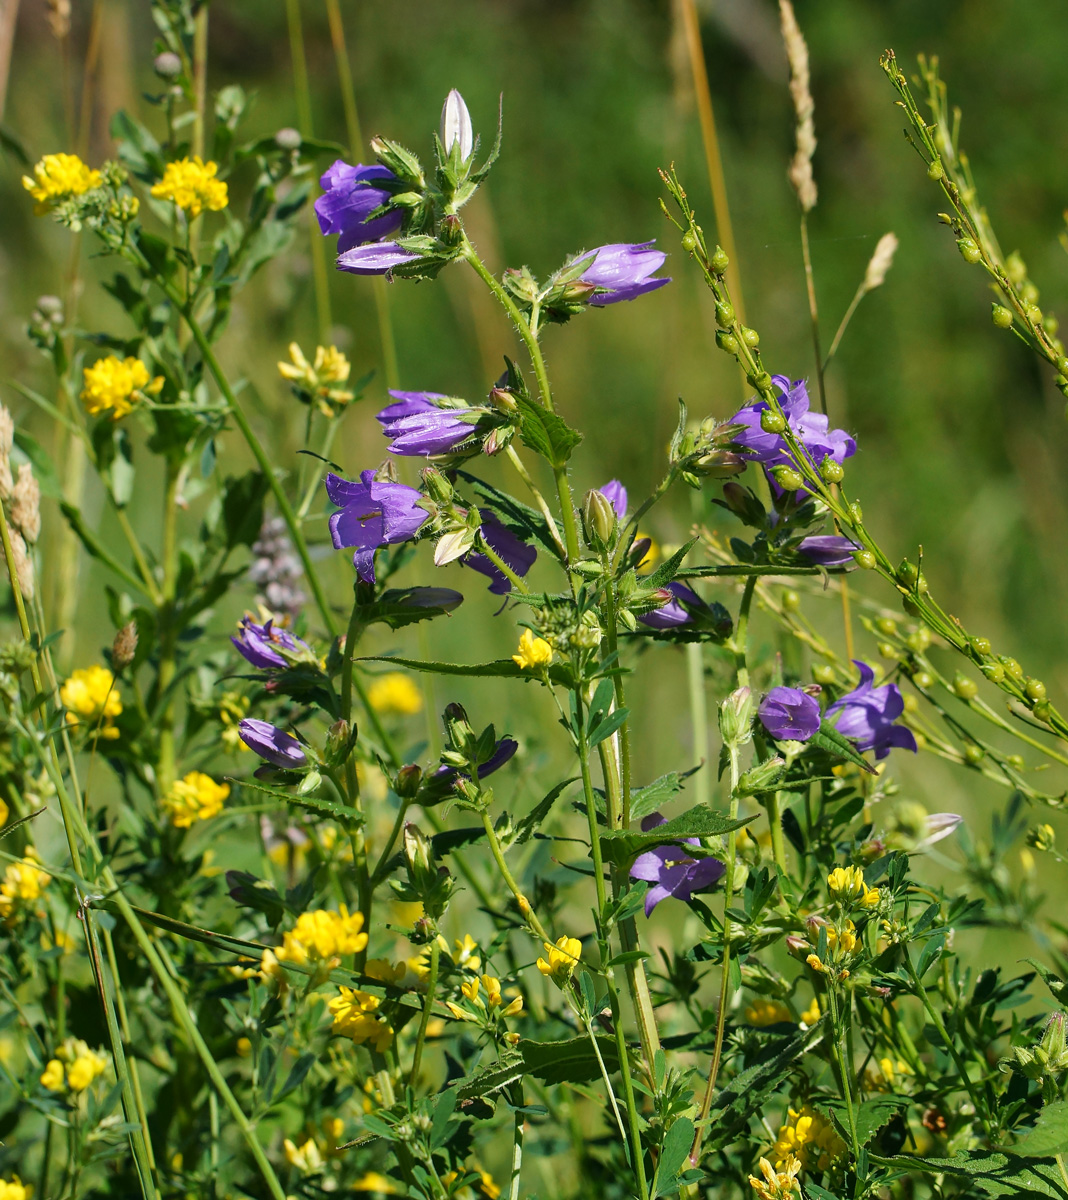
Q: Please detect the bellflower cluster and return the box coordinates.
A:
[326,470,429,583]
[315,161,403,252]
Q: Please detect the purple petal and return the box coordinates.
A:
[797,535,860,567]
[643,883,672,916]
[758,687,821,741]
[599,480,628,520]
[631,846,675,882]
[239,718,308,768]
[337,242,420,275]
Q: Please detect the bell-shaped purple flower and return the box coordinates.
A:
[630,813,725,916]
[232,616,314,671]
[826,660,918,760]
[239,718,308,768]
[463,510,537,595]
[315,161,403,253]
[599,480,628,519]
[579,242,671,305]
[419,735,519,804]
[797,535,860,568]
[731,376,856,481]
[377,392,478,456]
[337,242,420,276]
[758,686,821,741]
[639,581,702,629]
[327,470,428,584]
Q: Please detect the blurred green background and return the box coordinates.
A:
[3,0,1068,830]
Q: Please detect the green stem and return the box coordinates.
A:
[506,1081,525,1200]
[504,444,567,561]
[686,643,710,807]
[733,576,757,688]
[479,808,548,941]
[410,937,440,1085]
[764,791,788,876]
[827,984,862,1182]
[157,457,180,794]
[476,532,530,594]
[799,212,828,417]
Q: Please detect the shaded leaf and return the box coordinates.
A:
[601,806,755,867]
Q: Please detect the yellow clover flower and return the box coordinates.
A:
[81,356,163,420]
[328,987,393,1051]
[278,342,356,416]
[60,664,122,737]
[827,865,880,908]
[772,1106,846,1173]
[744,998,792,1027]
[22,152,102,211]
[161,772,230,829]
[367,672,423,716]
[0,850,50,923]
[67,1050,108,1092]
[150,156,228,217]
[0,1176,32,1200]
[748,1154,801,1199]
[276,906,368,965]
[41,1058,66,1091]
[512,629,553,671]
[536,935,581,986]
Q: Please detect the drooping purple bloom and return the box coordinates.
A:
[326,470,428,583]
[826,660,918,760]
[337,242,420,276]
[599,480,628,519]
[758,687,821,741]
[239,718,308,768]
[377,391,478,456]
[463,510,537,595]
[232,616,313,671]
[639,581,702,629]
[315,161,403,252]
[797,535,861,568]
[419,735,518,803]
[578,242,671,305]
[630,813,725,916]
[731,376,856,481]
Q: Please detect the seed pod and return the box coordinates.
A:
[821,457,844,484]
[1025,678,1047,702]
[952,672,978,701]
[957,237,981,264]
[991,304,1013,329]
[714,329,739,355]
[715,301,735,328]
[853,549,876,570]
[927,158,944,180]
[760,408,786,434]
[969,635,992,656]
[710,247,729,274]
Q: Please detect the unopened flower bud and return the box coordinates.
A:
[981,660,1005,684]
[952,672,978,700]
[737,756,785,796]
[440,89,474,161]
[421,465,454,504]
[821,457,844,484]
[274,127,302,151]
[999,656,1024,681]
[403,823,433,882]
[1025,677,1047,701]
[741,326,760,348]
[1028,824,1055,851]
[394,764,422,799]
[488,386,518,415]
[854,549,876,569]
[746,371,773,391]
[443,702,473,751]
[154,51,182,79]
[927,158,944,180]
[439,213,462,246]
[112,620,138,671]
[719,686,754,748]
[434,527,475,567]
[582,488,616,548]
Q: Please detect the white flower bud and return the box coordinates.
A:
[434,527,476,567]
[440,89,474,160]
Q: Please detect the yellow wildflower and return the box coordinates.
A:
[81,356,163,420]
[0,798,8,827]
[461,977,482,1005]
[537,935,581,985]
[454,934,482,973]
[745,998,792,1026]
[23,152,102,210]
[161,771,229,828]
[827,865,880,908]
[773,1106,846,1173]
[236,1036,252,1058]
[368,672,423,716]
[278,342,356,416]
[67,1050,107,1091]
[800,996,821,1026]
[0,850,50,923]
[276,906,368,965]
[353,1171,397,1194]
[512,629,553,671]
[41,1058,65,1091]
[749,1154,801,1199]
[219,692,251,753]
[365,958,406,986]
[258,948,287,988]
[478,1169,502,1199]
[864,1056,913,1092]
[635,533,659,571]
[283,1137,324,1172]
[0,1176,32,1200]
[60,664,122,737]
[150,156,228,217]
[827,920,858,954]
[328,987,393,1051]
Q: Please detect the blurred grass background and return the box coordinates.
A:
[3,0,1068,851]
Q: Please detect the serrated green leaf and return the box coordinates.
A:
[230,775,362,825]
[514,393,582,468]
[600,806,755,867]
[644,537,698,589]
[517,1035,620,1085]
[882,1150,1068,1196]
[630,770,696,823]
[455,1055,525,1101]
[1009,1100,1068,1158]
[808,720,878,774]
[508,778,578,846]
[455,469,558,555]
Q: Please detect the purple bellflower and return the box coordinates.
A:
[578,242,670,305]
[463,510,537,595]
[639,581,702,629]
[326,470,428,584]
[377,392,478,456]
[758,686,822,741]
[599,479,628,519]
[827,660,918,760]
[418,735,518,804]
[232,616,314,671]
[315,162,402,253]
[239,718,308,768]
[337,242,420,276]
[732,376,856,480]
[630,813,725,916]
[797,535,861,568]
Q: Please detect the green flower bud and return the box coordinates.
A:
[927,158,944,180]
[970,636,992,656]
[854,549,876,570]
[849,500,863,522]
[821,457,844,484]
[395,764,423,799]
[1006,753,1025,771]
[963,743,984,765]
[737,756,786,796]
[771,466,804,491]
[906,627,931,653]
[1033,700,1052,722]
[710,247,730,274]
[812,664,835,685]
[1057,356,1068,376]
[1020,281,1040,305]
[1028,824,1055,851]
[715,301,735,327]
[878,641,899,660]
[760,409,787,434]
[981,660,1005,684]
[582,488,616,548]
[1025,677,1047,702]
[681,230,698,253]
[952,673,978,701]
[913,671,933,690]
[488,386,519,414]
[992,304,1013,329]
[741,326,760,348]
[999,656,1024,682]
[957,237,981,264]
[875,617,898,636]
[403,822,433,885]
[1025,303,1043,325]
[715,329,739,355]
[719,686,754,748]
[782,589,801,612]
[897,559,920,588]
[1005,252,1027,285]
[421,465,454,504]
[1039,1011,1068,1074]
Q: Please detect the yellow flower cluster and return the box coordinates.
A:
[827,865,880,908]
[368,672,424,716]
[805,918,859,979]
[150,156,228,217]
[0,850,50,924]
[0,1176,31,1200]
[81,356,163,420]
[536,936,581,985]
[40,1038,108,1093]
[745,998,792,1026]
[512,629,553,671]
[749,1154,801,1199]
[328,987,394,1051]
[352,1172,396,1195]
[864,1056,913,1093]
[442,1165,501,1199]
[61,663,122,738]
[161,772,230,828]
[23,152,102,210]
[277,342,356,416]
[283,1136,324,1173]
[772,1106,846,1173]
[275,906,368,965]
[365,958,406,985]
[448,973,524,1021]
[800,996,821,1026]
